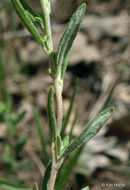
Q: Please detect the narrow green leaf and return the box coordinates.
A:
[101,84,115,111]
[0,178,31,190]
[49,52,57,79]
[11,0,44,46]
[56,147,83,190]
[19,0,36,18]
[56,135,70,158]
[4,96,15,136]
[14,110,27,125]
[61,78,79,137]
[42,161,51,190]
[47,87,57,141]
[35,14,45,31]
[33,107,49,166]
[56,3,86,78]
[5,96,13,124]
[60,50,70,79]
[56,135,63,157]
[60,107,114,159]
[63,135,69,148]
[19,0,45,33]
[69,108,79,141]
[0,102,6,118]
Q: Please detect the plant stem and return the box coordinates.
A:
[40,0,63,134]
[48,143,58,190]
[48,78,63,190]
[54,78,63,134]
[40,1,63,189]
[40,0,53,52]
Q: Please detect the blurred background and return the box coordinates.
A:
[0,0,130,189]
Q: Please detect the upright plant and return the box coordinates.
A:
[8,0,114,190]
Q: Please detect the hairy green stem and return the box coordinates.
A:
[48,143,58,190]
[40,1,63,189]
[40,0,53,52]
[54,78,63,134]
[48,78,63,190]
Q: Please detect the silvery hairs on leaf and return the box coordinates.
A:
[60,107,114,159]
[56,3,86,79]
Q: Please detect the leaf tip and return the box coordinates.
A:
[49,86,54,96]
[80,3,86,12]
[107,106,115,115]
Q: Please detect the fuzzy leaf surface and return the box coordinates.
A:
[56,3,86,78]
[60,107,114,159]
[11,0,44,46]
[47,87,57,141]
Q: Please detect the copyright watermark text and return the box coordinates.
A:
[101,183,125,188]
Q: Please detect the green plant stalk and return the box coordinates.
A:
[48,143,63,190]
[40,0,63,135]
[39,1,63,189]
[54,77,63,134]
[48,143,58,190]
[48,78,63,190]
[40,0,53,52]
